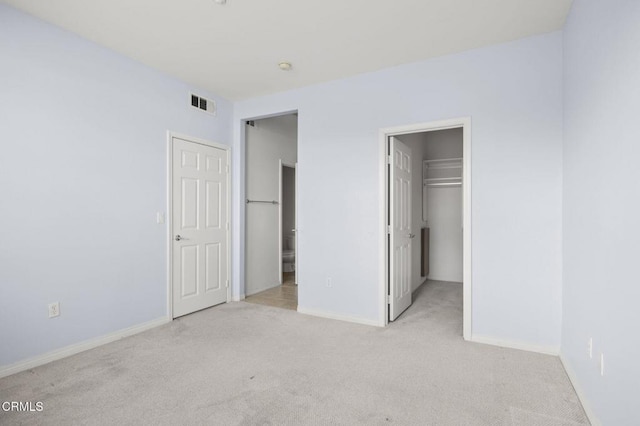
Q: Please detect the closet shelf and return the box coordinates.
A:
[423,158,462,184]
[423,157,463,169]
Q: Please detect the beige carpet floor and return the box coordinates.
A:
[0,281,588,425]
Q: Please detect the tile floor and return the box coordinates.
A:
[244,272,297,310]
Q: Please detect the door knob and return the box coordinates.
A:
[175,235,184,241]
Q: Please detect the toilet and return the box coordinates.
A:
[282,234,295,272]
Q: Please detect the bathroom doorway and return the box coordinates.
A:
[280,162,297,286]
[244,113,298,310]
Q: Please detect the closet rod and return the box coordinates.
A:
[426,182,462,187]
[424,177,461,182]
[424,157,463,163]
[246,199,279,205]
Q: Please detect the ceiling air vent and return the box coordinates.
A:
[190,93,216,115]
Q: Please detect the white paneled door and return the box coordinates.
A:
[172,137,229,318]
[389,137,413,321]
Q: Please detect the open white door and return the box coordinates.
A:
[172,137,229,318]
[294,162,298,285]
[389,136,413,321]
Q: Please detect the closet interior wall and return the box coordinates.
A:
[423,128,463,283]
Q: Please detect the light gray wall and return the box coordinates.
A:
[233,31,563,347]
[424,129,463,283]
[245,115,297,295]
[562,0,640,424]
[282,166,296,248]
[0,5,232,367]
[395,134,427,292]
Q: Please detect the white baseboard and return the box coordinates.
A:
[471,334,560,356]
[560,354,600,426]
[412,278,428,293]
[0,316,171,379]
[297,306,382,327]
[426,278,463,284]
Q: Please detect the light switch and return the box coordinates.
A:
[157,212,165,224]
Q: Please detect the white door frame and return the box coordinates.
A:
[379,117,472,340]
[166,131,231,319]
[278,160,297,283]
[294,162,298,285]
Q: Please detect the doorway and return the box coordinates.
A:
[244,113,298,310]
[280,162,297,286]
[381,118,471,340]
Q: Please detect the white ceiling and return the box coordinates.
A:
[4,0,573,100]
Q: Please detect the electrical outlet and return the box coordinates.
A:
[600,353,604,376]
[326,277,332,288]
[48,302,60,318]
[588,337,593,358]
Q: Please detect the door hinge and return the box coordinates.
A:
[226,279,229,288]
[387,225,391,234]
[226,222,230,230]
[387,155,392,165]
[387,294,392,304]
[226,164,230,174]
